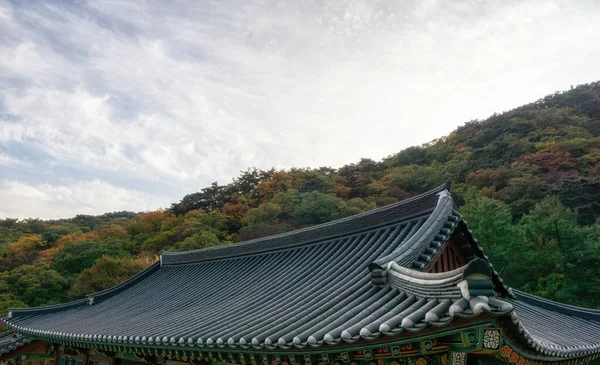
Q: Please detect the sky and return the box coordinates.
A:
[1,0,600,219]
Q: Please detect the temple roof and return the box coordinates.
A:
[0,331,30,356]
[2,183,600,360]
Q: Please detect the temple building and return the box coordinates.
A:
[2,183,600,365]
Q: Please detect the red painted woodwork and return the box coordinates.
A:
[426,238,467,273]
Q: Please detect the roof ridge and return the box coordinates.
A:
[3,298,89,319]
[161,182,450,266]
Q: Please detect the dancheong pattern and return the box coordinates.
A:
[451,352,466,365]
[483,329,501,350]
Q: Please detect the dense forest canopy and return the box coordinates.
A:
[1,82,600,317]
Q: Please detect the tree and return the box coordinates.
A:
[459,189,516,254]
[253,170,292,204]
[69,256,148,298]
[52,239,132,274]
[139,231,177,253]
[555,175,600,225]
[385,146,428,167]
[138,211,166,234]
[293,191,344,225]
[0,235,45,271]
[0,218,18,228]
[1,265,72,307]
[390,164,446,194]
[0,226,26,246]
[512,197,600,306]
[0,293,27,318]
[338,198,376,218]
[242,203,282,226]
[504,174,549,218]
[239,222,293,241]
[170,231,221,252]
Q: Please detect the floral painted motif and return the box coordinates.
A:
[416,358,427,365]
[390,361,401,365]
[378,359,386,365]
[483,329,501,349]
[498,344,545,365]
[440,354,448,365]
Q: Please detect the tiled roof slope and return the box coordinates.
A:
[506,291,600,358]
[2,183,600,360]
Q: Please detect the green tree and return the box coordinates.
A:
[170,231,221,252]
[1,265,73,307]
[338,198,376,218]
[69,256,148,298]
[504,174,548,218]
[242,203,282,226]
[390,164,446,194]
[0,293,28,318]
[460,189,516,255]
[555,175,600,225]
[52,239,132,274]
[293,191,344,225]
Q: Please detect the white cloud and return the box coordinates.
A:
[0,180,170,219]
[0,0,600,218]
[0,153,29,167]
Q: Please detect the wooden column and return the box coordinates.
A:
[82,349,90,365]
[53,344,61,365]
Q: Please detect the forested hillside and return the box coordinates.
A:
[2,82,600,317]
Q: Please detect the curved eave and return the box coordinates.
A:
[0,331,30,356]
[502,291,600,359]
[369,189,457,273]
[2,295,513,350]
